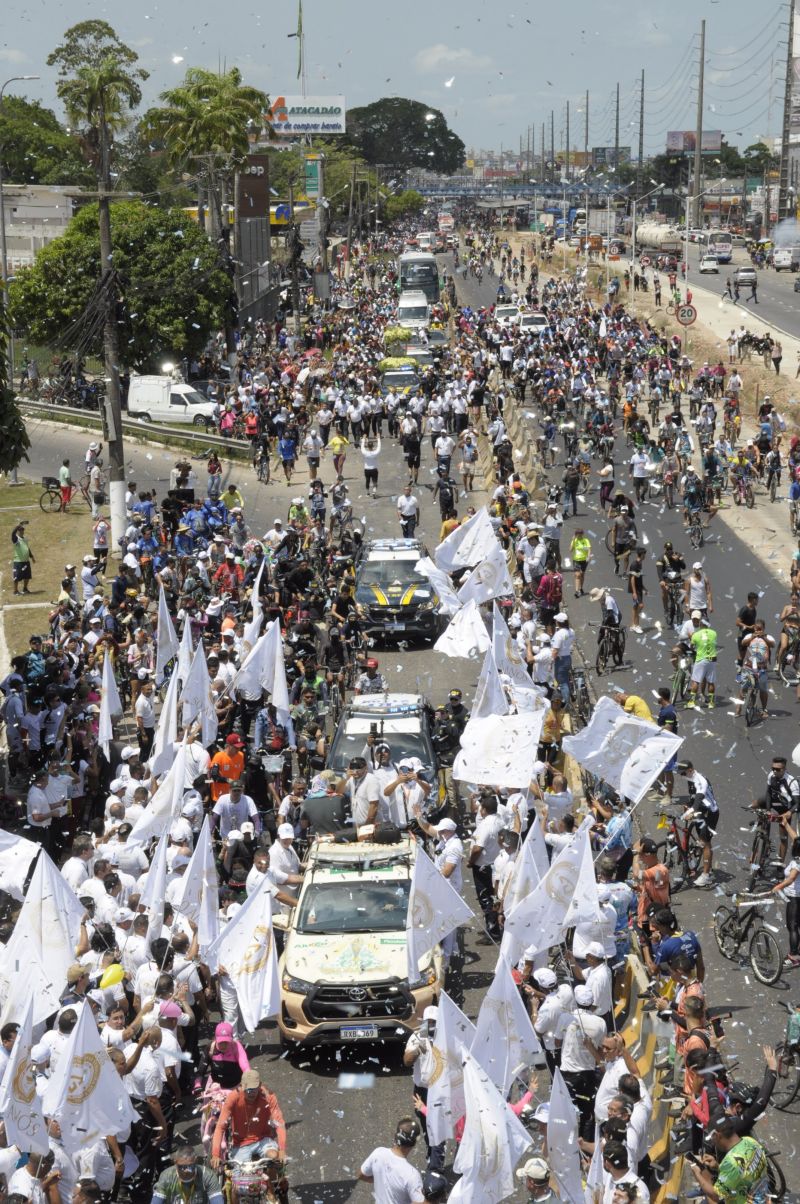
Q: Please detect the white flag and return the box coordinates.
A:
[204,875,280,1031]
[42,1003,138,1154]
[149,660,180,778]
[242,558,266,654]
[563,695,683,803]
[492,604,531,688]
[471,649,510,719]
[172,817,219,960]
[501,820,600,963]
[415,556,462,617]
[128,741,188,846]
[450,1049,532,1204]
[548,1069,584,1204]
[155,585,179,686]
[0,851,86,1025]
[232,623,276,700]
[584,1125,606,1204]
[0,830,39,901]
[181,643,219,745]
[502,816,549,918]
[138,830,169,948]
[176,616,194,686]
[434,507,498,573]
[472,954,543,1095]
[98,653,122,757]
[406,845,474,982]
[426,992,477,1146]
[457,541,515,608]
[434,598,491,660]
[0,996,48,1153]
[453,710,546,788]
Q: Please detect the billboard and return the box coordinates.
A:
[665,130,722,154]
[591,146,631,167]
[266,95,346,136]
[237,154,271,217]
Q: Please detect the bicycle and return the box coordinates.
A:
[733,475,755,509]
[39,475,92,513]
[777,632,800,685]
[670,650,694,705]
[713,892,784,985]
[740,666,764,727]
[595,623,626,675]
[744,807,786,891]
[662,574,683,628]
[772,1004,800,1111]
[567,666,592,728]
[687,509,704,549]
[654,802,705,890]
[791,500,800,537]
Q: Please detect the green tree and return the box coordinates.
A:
[742,142,779,175]
[384,189,425,221]
[48,20,148,538]
[0,292,30,473]
[345,98,465,174]
[0,96,93,186]
[9,200,230,370]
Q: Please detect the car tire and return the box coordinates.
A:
[193,415,209,428]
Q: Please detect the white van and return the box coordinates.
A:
[126,376,218,427]
[416,231,435,251]
[396,290,430,331]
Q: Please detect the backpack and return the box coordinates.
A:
[541,572,563,607]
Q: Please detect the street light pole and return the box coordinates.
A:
[0,75,40,390]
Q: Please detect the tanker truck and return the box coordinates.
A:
[636,223,683,254]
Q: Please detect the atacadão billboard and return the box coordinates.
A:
[267,95,346,136]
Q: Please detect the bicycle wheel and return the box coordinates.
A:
[605,529,615,554]
[613,627,626,665]
[684,825,705,880]
[747,831,770,891]
[670,665,688,705]
[689,520,704,549]
[596,636,609,676]
[746,484,755,509]
[749,926,782,985]
[766,1150,786,1200]
[772,1042,800,1110]
[713,906,739,960]
[778,644,800,686]
[39,488,62,513]
[744,684,762,727]
[654,839,683,887]
[770,475,778,503]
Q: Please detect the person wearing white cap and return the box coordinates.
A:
[413,814,464,966]
[550,611,575,704]
[528,631,554,690]
[211,780,260,840]
[268,824,304,912]
[571,886,618,964]
[683,560,713,620]
[525,966,575,1077]
[403,1005,444,1171]
[381,759,432,829]
[568,939,614,1029]
[29,1042,51,1097]
[515,1156,556,1202]
[555,984,607,1138]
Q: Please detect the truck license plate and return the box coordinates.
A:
[340,1024,378,1040]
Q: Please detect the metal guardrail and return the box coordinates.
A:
[17,399,252,459]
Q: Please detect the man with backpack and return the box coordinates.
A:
[562,460,581,517]
[432,469,458,519]
[536,562,563,632]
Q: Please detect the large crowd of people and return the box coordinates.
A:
[0,212,798,1204]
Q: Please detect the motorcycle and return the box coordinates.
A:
[226,1152,289,1203]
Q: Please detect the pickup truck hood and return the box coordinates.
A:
[285,932,410,982]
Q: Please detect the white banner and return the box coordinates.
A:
[450,1049,532,1204]
[128,741,188,846]
[457,542,515,608]
[149,662,179,778]
[0,831,39,901]
[415,556,462,617]
[0,996,48,1153]
[426,992,477,1146]
[434,507,498,573]
[502,816,549,918]
[471,650,510,719]
[172,817,219,960]
[548,1069,585,1204]
[406,845,474,982]
[472,954,543,1094]
[181,643,219,746]
[434,598,491,660]
[453,710,546,788]
[492,604,531,688]
[155,585,179,686]
[562,695,683,803]
[205,875,280,1032]
[42,1003,138,1154]
[98,653,122,757]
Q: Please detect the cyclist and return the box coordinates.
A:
[677,761,718,888]
[764,441,782,498]
[211,1069,286,1166]
[152,1149,224,1204]
[683,562,713,621]
[768,814,800,968]
[777,591,800,698]
[589,586,624,661]
[735,619,775,720]
[655,687,679,800]
[681,468,704,531]
[753,755,800,862]
[656,541,686,618]
[671,608,705,672]
[790,468,800,531]
[355,658,388,696]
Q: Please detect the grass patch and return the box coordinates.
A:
[0,481,98,654]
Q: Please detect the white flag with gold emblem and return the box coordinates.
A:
[42,1002,137,1154]
[0,996,48,1153]
[204,875,280,1032]
[426,991,477,1146]
[472,954,543,1095]
[406,845,474,983]
[450,1048,531,1204]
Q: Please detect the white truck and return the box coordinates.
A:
[126,375,218,427]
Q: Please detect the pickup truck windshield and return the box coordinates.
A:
[296,881,411,934]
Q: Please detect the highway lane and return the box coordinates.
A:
[684,241,800,347]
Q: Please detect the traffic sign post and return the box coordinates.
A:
[640,255,651,267]
[676,304,697,326]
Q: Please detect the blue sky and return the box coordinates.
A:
[0,0,787,158]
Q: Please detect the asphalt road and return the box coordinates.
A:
[15,253,800,1196]
[684,241,800,348]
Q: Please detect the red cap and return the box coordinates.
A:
[366,658,379,669]
[226,733,244,747]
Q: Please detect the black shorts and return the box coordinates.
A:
[406,448,421,468]
[694,810,719,842]
[365,468,378,484]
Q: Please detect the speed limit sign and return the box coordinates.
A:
[676,304,697,326]
[640,255,651,267]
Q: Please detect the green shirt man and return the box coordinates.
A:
[714,1135,769,1203]
[690,626,717,663]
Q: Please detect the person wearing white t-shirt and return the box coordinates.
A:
[360,436,382,497]
[396,485,419,538]
[770,821,800,967]
[468,794,504,939]
[358,1118,425,1204]
[382,760,431,828]
[556,985,607,1138]
[268,825,304,913]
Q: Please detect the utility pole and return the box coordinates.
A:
[561,101,568,180]
[287,178,302,335]
[779,0,795,222]
[97,107,126,547]
[550,111,555,181]
[541,121,546,181]
[344,162,356,278]
[614,82,620,170]
[584,90,589,167]
[636,69,645,200]
[692,19,706,227]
